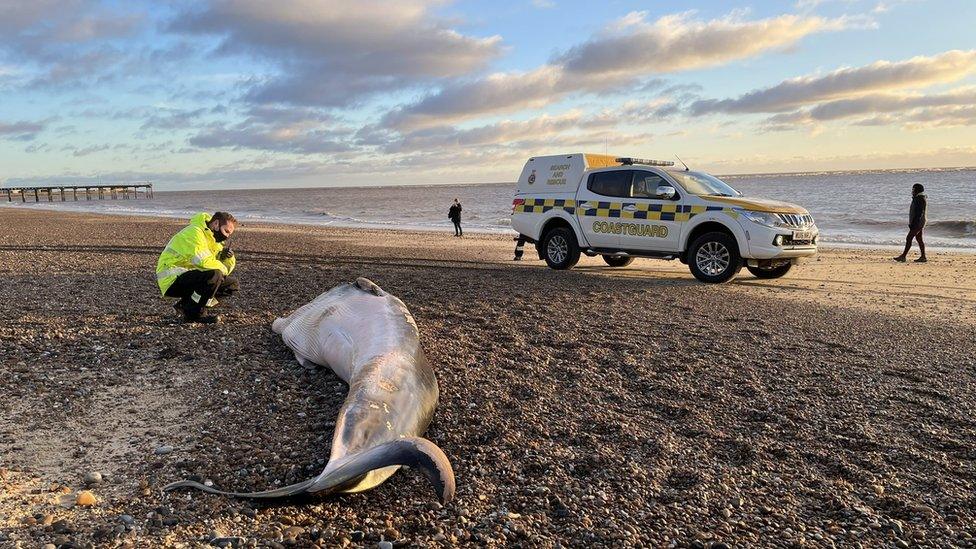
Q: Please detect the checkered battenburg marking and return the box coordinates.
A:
[514,198,729,222]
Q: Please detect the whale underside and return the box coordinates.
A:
[164,277,456,503]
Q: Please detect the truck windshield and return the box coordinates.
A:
[666,170,741,197]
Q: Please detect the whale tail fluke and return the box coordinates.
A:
[162,477,315,499]
[162,437,455,504]
[310,437,456,504]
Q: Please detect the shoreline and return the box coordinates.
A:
[2,201,975,253]
[2,209,975,328]
[1,209,974,547]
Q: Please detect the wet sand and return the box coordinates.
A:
[1,209,974,548]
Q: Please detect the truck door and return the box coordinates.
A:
[619,170,683,252]
[576,169,632,249]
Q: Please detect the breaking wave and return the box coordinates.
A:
[851,219,976,238]
[927,220,976,238]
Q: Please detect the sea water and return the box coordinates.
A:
[3,168,974,250]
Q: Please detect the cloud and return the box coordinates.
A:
[895,105,976,128]
[0,1,143,88]
[139,107,211,131]
[831,104,976,130]
[0,120,46,141]
[382,66,567,130]
[188,106,355,154]
[189,126,354,154]
[384,10,852,130]
[755,83,976,132]
[557,11,857,78]
[27,48,128,89]
[376,94,703,155]
[0,1,140,50]
[170,0,502,107]
[704,145,976,174]
[691,49,976,115]
[793,0,916,13]
[807,87,976,121]
[71,144,112,156]
[382,111,610,153]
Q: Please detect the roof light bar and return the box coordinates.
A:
[615,157,675,167]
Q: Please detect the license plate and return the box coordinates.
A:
[792,230,813,241]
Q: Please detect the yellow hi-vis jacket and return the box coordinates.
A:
[156,212,236,296]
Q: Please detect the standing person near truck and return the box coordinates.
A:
[448,198,463,237]
[894,183,927,263]
[156,211,240,324]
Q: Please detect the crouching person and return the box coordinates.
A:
[156,211,239,324]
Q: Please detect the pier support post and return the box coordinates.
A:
[1,184,155,202]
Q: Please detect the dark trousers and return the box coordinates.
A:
[452,220,462,236]
[514,235,527,260]
[901,225,925,257]
[165,269,239,319]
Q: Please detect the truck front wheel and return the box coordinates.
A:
[747,263,793,279]
[542,227,580,270]
[688,232,742,283]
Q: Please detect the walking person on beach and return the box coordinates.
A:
[894,184,927,263]
[156,212,240,324]
[449,198,463,237]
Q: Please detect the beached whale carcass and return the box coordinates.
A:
[164,277,455,503]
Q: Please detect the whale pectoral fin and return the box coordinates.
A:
[294,352,321,370]
[162,478,315,499]
[310,437,455,504]
[354,277,385,297]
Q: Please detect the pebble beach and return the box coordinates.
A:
[1,209,975,548]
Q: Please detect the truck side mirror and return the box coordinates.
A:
[656,185,677,200]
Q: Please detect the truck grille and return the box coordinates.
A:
[775,213,814,229]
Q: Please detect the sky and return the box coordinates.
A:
[1,0,976,190]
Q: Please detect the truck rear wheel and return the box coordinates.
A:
[542,227,580,270]
[688,232,742,283]
[602,255,634,267]
[747,263,793,279]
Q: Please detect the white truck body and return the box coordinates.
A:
[511,153,819,282]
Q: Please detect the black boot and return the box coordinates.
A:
[186,314,219,324]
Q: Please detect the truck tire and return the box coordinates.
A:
[688,232,742,283]
[747,263,793,279]
[541,227,580,270]
[602,255,634,267]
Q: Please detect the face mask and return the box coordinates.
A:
[212,225,228,243]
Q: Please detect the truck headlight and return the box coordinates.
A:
[738,209,790,229]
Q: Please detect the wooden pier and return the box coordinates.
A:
[1,183,153,203]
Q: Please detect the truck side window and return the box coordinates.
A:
[588,170,632,198]
[631,172,670,198]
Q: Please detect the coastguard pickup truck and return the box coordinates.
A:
[510,153,818,283]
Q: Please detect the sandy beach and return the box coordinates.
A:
[1,208,975,548]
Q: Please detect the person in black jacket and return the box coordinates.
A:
[894,183,927,263]
[448,198,463,237]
